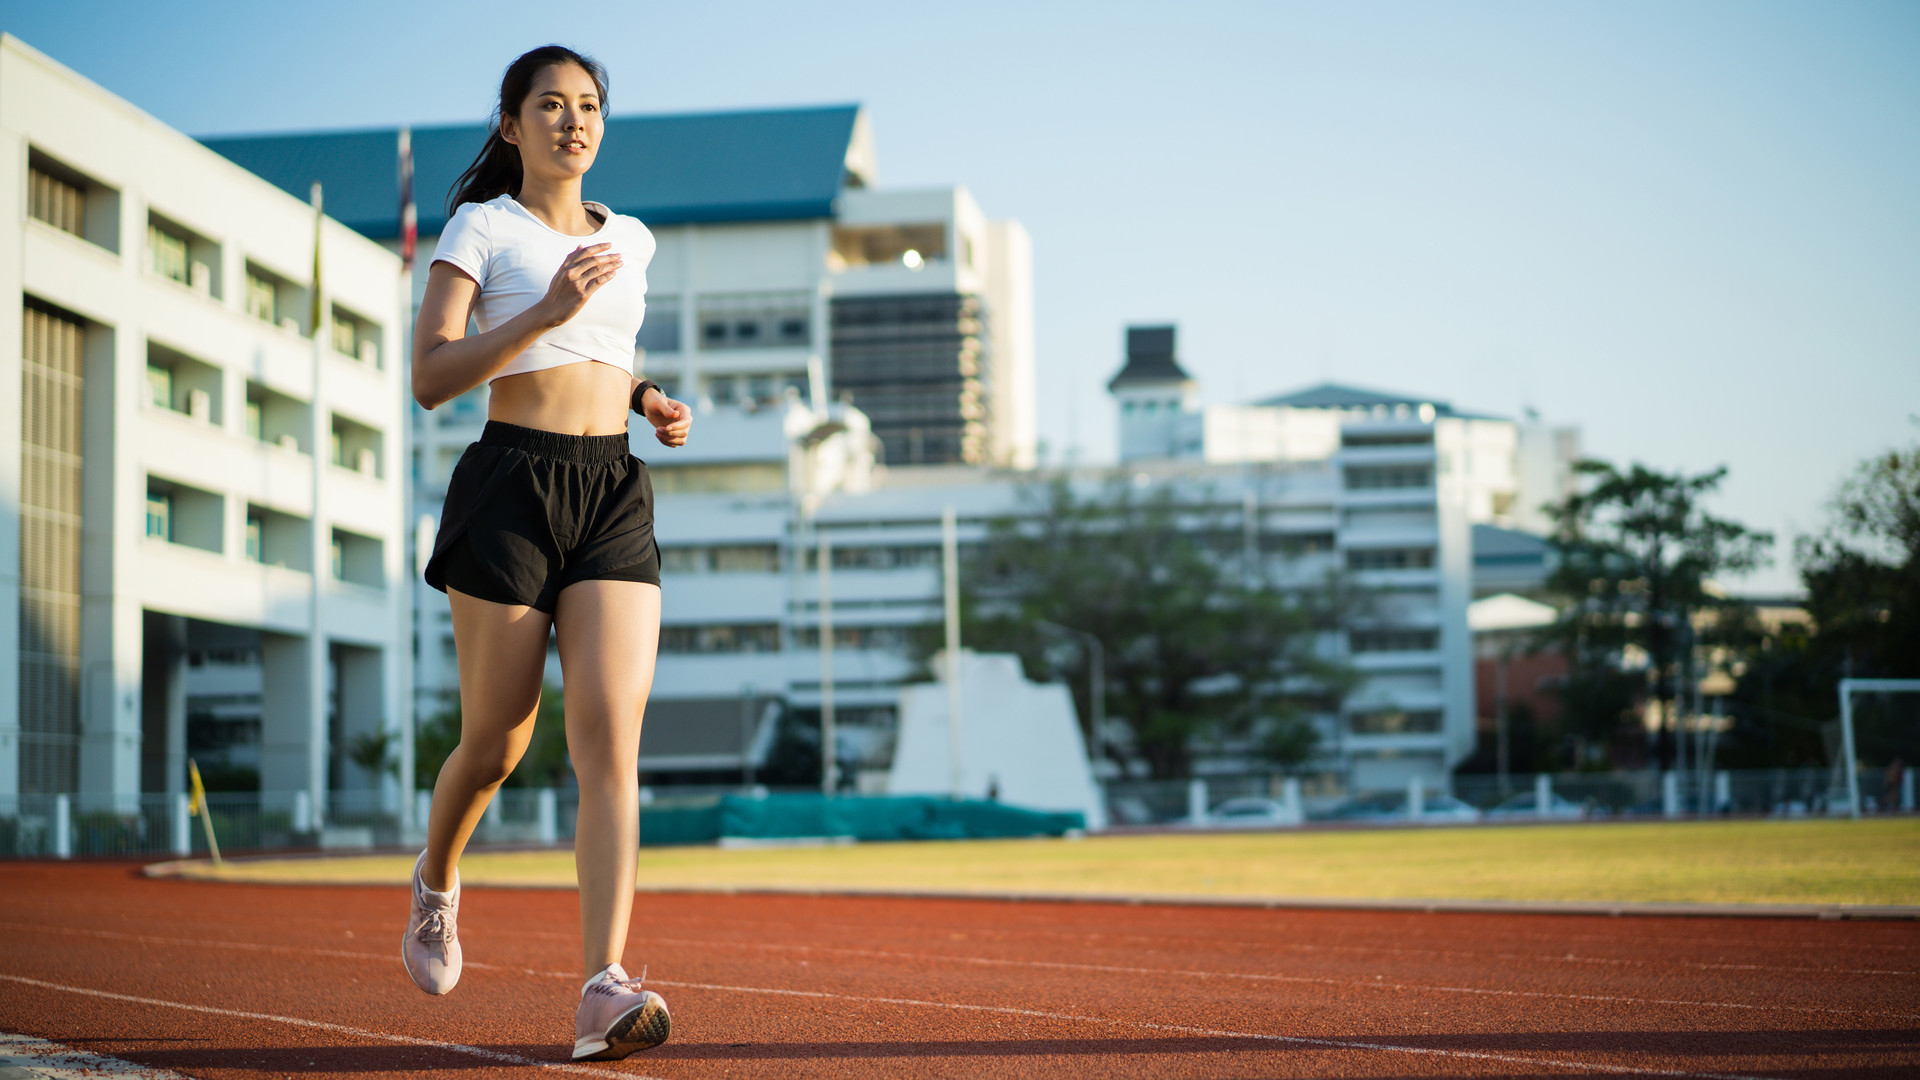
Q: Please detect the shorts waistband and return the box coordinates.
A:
[479,420,629,464]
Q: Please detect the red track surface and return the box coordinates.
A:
[2,862,1918,1078]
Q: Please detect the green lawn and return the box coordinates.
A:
[159,819,1920,907]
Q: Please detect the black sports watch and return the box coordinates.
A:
[630,380,662,414]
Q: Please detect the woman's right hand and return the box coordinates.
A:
[539,243,622,327]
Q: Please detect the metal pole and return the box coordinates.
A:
[943,504,963,800]
[819,532,835,796]
[1839,679,1860,820]
[741,681,757,789]
[1495,648,1510,795]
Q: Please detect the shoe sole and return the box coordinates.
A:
[573,994,671,1060]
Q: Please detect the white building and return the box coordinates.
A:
[0,36,412,812]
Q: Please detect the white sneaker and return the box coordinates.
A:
[573,963,670,1060]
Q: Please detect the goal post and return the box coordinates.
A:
[1838,678,1920,819]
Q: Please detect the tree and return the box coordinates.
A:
[1727,444,1920,768]
[409,681,573,791]
[1544,460,1772,769]
[959,475,1355,780]
[347,730,398,782]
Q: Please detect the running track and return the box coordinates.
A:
[2,862,1917,1078]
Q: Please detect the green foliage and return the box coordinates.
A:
[958,475,1355,779]
[1544,460,1772,768]
[1726,443,1920,768]
[347,731,398,780]
[411,682,574,790]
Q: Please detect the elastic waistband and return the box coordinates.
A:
[479,420,628,464]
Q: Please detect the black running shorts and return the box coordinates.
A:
[423,420,660,613]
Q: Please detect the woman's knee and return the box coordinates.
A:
[452,738,524,788]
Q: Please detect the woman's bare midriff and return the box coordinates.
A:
[487,361,634,436]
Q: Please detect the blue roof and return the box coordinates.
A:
[1255,381,1454,413]
[199,105,861,239]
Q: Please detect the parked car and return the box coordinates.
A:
[1326,792,1483,823]
[1485,791,1591,820]
[1203,796,1301,828]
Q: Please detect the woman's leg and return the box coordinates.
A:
[552,578,660,978]
[422,588,554,892]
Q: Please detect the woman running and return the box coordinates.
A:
[401,44,689,1061]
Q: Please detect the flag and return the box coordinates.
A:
[188,758,207,818]
[398,127,417,273]
[309,181,324,338]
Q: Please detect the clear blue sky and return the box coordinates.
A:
[9,1,1917,591]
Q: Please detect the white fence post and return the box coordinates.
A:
[1713,771,1732,814]
[536,788,557,845]
[292,790,312,834]
[414,790,432,832]
[1661,771,1680,818]
[1406,777,1424,821]
[1904,770,1916,813]
[1534,774,1552,819]
[172,793,192,856]
[1281,777,1303,824]
[1186,778,1208,824]
[53,795,71,859]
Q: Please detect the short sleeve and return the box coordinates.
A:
[431,203,490,285]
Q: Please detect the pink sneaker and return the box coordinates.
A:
[401,851,462,995]
[573,963,671,1060]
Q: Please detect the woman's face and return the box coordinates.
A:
[502,62,604,185]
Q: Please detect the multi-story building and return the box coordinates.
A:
[0,35,411,812]
[203,104,1035,724]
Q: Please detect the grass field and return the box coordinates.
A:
[156,818,1920,906]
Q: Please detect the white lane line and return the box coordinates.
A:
[0,975,656,1079]
[0,970,1765,1080]
[5,920,1909,1022]
[0,1032,195,1080]
[650,977,1774,1080]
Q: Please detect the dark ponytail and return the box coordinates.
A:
[447,44,610,214]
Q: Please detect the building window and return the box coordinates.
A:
[696,292,812,350]
[28,166,85,236]
[635,298,681,353]
[145,492,172,540]
[245,399,263,440]
[713,545,779,573]
[660,547,708,574]
[657,624,781,654]
[330,535,345,579]
[1342,430,1433,448]
[1348,629,1440,653]
[148,222,190,285]
[1346,547,1436,571]
[244,514,263,562]
[829,223,949,269]
[1344,465,1433,490]
[331,305,381,365]
[1348,709,1443,734]
[146,363,173,410]
[245,270,277,324]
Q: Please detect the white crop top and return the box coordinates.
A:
[431,194,656,381]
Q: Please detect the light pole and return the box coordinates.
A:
[1037,620,1105,771]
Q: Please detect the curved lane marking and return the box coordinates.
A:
[0,970,1771,1080]
[2,921,1908,1023]
[0,975,656,1079]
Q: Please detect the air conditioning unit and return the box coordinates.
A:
[190,262,212,295]
[358,340,378,366]
[277,433,299,453]
[187,389,211,422]
[355,447,377,476]
[279,316,300,335]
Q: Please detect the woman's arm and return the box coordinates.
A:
[411,244,623,409]
[629,375,693,448]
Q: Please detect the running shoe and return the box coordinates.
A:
[573,963,671,1060]
[401,850,462,995]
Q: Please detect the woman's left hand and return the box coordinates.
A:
[642,390,692,448]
